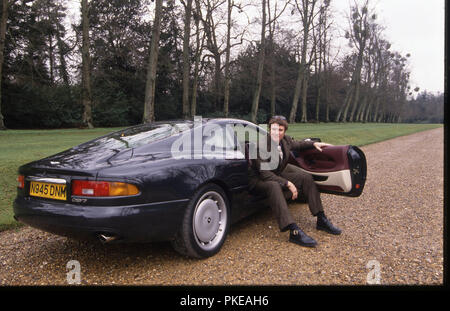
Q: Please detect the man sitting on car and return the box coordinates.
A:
[248,115,341,248]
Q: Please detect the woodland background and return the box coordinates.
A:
[0,0,444,129]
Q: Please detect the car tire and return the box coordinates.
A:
[171,183,230,258]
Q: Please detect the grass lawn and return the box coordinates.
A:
[0,127,125,231]
[0,123,442,231]
[260,122,442,146]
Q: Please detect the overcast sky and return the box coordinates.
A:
[332,0,445,94]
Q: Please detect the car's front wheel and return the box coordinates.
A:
[171,183,230,258]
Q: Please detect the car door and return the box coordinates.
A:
[228,122,271,220]
[288,142,367,197]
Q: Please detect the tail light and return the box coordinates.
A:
[17,175,25,189]
[72,180,139,197]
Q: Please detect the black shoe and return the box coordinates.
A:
[289,228,317,247]
[317,215,342,235]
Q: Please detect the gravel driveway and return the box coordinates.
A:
[0,128,444,285]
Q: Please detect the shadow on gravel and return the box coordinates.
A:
[60,238,178,260]
[29,207,275,265]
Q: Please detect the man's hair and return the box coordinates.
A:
[268,115,288,131]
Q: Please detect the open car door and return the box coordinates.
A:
[288,142,367,197]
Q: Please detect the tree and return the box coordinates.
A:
[56,21,71,87]
[86,0,150,126]
[289,0,321,123]
[199,0,246,115]
[250,0,266,124]
[1,0,79,129]
[356,21,383,122]
[143,0,163,123]
[190,0,206,117]
[336,0,374,122]
[181,0,193,119]
[223,0,248,117]
[200,0,226,112]
[229,31,298,121]
[266,0,291,117]
[311,0,330,122]
[402,91,443,123]
[0,0,9,130]
[223,0,232,117]
[320,0,334,122]
[81,0,93,128]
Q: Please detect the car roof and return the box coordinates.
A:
[118,118,262,134]
[203,118,256,126]
[144,117,257,126]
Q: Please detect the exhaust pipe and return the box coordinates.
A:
[98,233,118,244]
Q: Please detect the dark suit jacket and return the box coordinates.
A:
[248,134,315,191]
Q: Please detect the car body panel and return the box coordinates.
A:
[13,118,366,244]
[14,196,188,242]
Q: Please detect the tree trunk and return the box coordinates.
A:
[324,68,330,122]
[213,55,221,112]
[289,62,303,123]
[300,72,309,122]
[335,87,353,122]
[315,81,320,121]
[0,0,8,130]
[191,1,202,117]
[297,41,309,123]
[373,97,380,122]
[250,0,266,124]
[356,87,368,122]
[48,34,54,84]
[357,68,372,121]
[223,0,232,117]
[191,61,199,117]
[270,59,276,116]
[341,52,363,122]
[314,34,322,122]
[340,90,351,122]
[81,0,93,129]
[143,0,163,123]
[268,1,276,117]
[323,35,330,123]
[56,29,70,87]
[182,0,193,119]
[348,74,362,121]
[363,95,372,122]
[378,100,386,122]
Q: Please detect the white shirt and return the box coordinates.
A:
[278,144,283,160]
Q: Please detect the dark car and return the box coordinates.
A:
[14,118,366,258]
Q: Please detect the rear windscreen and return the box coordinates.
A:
[77,122,193,151]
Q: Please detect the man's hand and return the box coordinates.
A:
[287,181,298,200]
[313,142,333,152]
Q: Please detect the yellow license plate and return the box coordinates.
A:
[30,181,67,201]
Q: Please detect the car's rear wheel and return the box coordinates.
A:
[171,183,230,258]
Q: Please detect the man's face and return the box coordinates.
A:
[270,123,286,143]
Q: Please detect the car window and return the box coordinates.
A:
[233,124,259,144]
[77,123,193,151]
[203,123,236,151]
[232,123,268,154]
